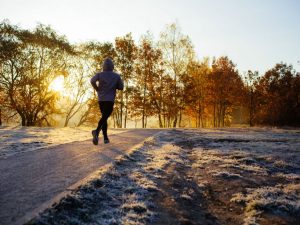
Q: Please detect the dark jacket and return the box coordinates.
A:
[90,58,124,102]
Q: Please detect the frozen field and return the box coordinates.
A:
[25,128,300,225]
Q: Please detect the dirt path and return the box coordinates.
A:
[0,129,159,225]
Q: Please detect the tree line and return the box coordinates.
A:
[0,21,299,127]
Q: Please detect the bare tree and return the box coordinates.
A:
[115,33,137,128]
[62,48,92,127]
[159,23,194,127]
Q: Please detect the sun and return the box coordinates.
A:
[50,76,65,92]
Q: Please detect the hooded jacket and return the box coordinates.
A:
[90,58,124,102]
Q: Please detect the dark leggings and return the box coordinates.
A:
[96,101,114,139]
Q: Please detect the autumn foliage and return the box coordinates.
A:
[1,21,299,127]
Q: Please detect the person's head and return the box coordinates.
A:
[103,58,114,72]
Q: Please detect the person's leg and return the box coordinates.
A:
[92,102,104,145]
[101,102,114,141]
[95,102,104,136]
[102,120,108,139]
[96,101,114,138]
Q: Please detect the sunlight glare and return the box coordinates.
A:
[50,76,65,92]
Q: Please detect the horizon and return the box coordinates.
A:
[0,0,299,74]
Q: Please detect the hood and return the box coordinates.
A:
[103,58,114,71]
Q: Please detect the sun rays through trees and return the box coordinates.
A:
[0,21,299,127]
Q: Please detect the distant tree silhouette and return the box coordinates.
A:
[254,63,300,126]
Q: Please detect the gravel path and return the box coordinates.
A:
[0,129,159,225]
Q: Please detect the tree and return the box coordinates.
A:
[254,63,300,126]
[208,57,244,127]
[183,58,210,127]
[62,54,91,127]
[83,41,116,71]
[134,35,164,127]
[244,70,259,126]
[115,33,137,128]
[0,21,75,126]
[159,23,194,127]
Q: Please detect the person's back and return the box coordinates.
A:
[94,71,123,102]
[91,58,123,101]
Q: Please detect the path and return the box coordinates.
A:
[0,129,159,225]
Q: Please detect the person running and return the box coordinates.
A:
[90,58,124,145]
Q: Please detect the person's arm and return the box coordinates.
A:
[117,75,124,90]
[90,74,99,91]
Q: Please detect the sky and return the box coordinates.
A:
[0,0,299,74]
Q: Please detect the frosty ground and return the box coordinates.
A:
[0,126,125,159]
[20,127,300,225]
[0,127,157,225]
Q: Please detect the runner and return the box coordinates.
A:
[90,58,124,145]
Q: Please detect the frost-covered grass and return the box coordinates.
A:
[231,184,300,225]
[185,128,300,224]
[25,128,300,225]
[0,126,124,158]
[26,133,172,224]
[210,170,242,179]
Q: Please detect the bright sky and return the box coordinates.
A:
[1,0,299,74]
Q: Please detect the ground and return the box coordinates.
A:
[0,126,124,159]
[14,127,300,225]
[20,128,300,224]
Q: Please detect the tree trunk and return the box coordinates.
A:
[198,99,201,128]
[77,104,92,127]
[222,104,226,127]
[218,102,222,127]
[124,90,128,128]
[173,115,177,127]
[124,107,127,128]
[249,89,253,127]
[120,92,123,128]
[26,114,35,126]
[142,110,145,128]
[22,118,26,126]
[158,113,163,128]
[213,103,216,127]
[179,108,182,127]
[113,114,116,128]
[64,117,70,127]
[200,108,203,128]
[0,108,2,126]
[142,75,147,128]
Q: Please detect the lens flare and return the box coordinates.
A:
[50,76,64,92]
